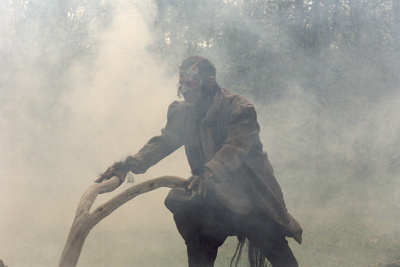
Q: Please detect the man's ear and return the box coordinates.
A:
[205,76,215,89]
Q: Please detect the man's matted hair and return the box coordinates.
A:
[180,56,216,81]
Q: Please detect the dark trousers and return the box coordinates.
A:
[165,188,298,267]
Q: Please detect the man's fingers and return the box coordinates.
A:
[199,178,208,197]
[187,179,196,190]
[94,173,110,183]
[186,175,208,197]
[104,167,115,176]
[94,176,104,183]
[198,181,207,197]
[187,175,199,190]
[197,183,202,195]
[94,166,115,183]
[117,172,127,185]
[188,175,208,197]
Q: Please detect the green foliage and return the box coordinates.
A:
[5,0,398,104]
[153,0,400,105]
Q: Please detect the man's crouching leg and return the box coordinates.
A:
[173,212,225,267]
[185,232,220,266]
[165,188,227,267]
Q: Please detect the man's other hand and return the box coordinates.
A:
[94,166,127,186]
[187,174,209,197]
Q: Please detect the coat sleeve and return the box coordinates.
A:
[204,97,262,180]
[123,101,185,174]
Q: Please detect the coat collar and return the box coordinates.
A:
[201,88,223,125]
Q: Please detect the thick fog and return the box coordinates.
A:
[1,2,187,266]
[1,1,399,266]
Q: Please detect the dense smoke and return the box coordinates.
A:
[1,1,399,266]
[0,2,187,266]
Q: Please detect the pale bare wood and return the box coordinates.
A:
[59,175,187,267]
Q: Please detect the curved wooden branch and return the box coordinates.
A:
[59,176,187,267]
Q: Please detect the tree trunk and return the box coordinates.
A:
[59,176,187,267]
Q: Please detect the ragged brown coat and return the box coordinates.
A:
[124,88,302,243]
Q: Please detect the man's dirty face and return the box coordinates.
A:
[179,76,202,105]
[179,63,203,106]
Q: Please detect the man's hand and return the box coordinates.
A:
[187,171,212,197]
[94,165,127,186]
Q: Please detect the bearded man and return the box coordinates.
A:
[96,56,302,267]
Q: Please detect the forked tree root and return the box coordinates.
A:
[59,176,187,267]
